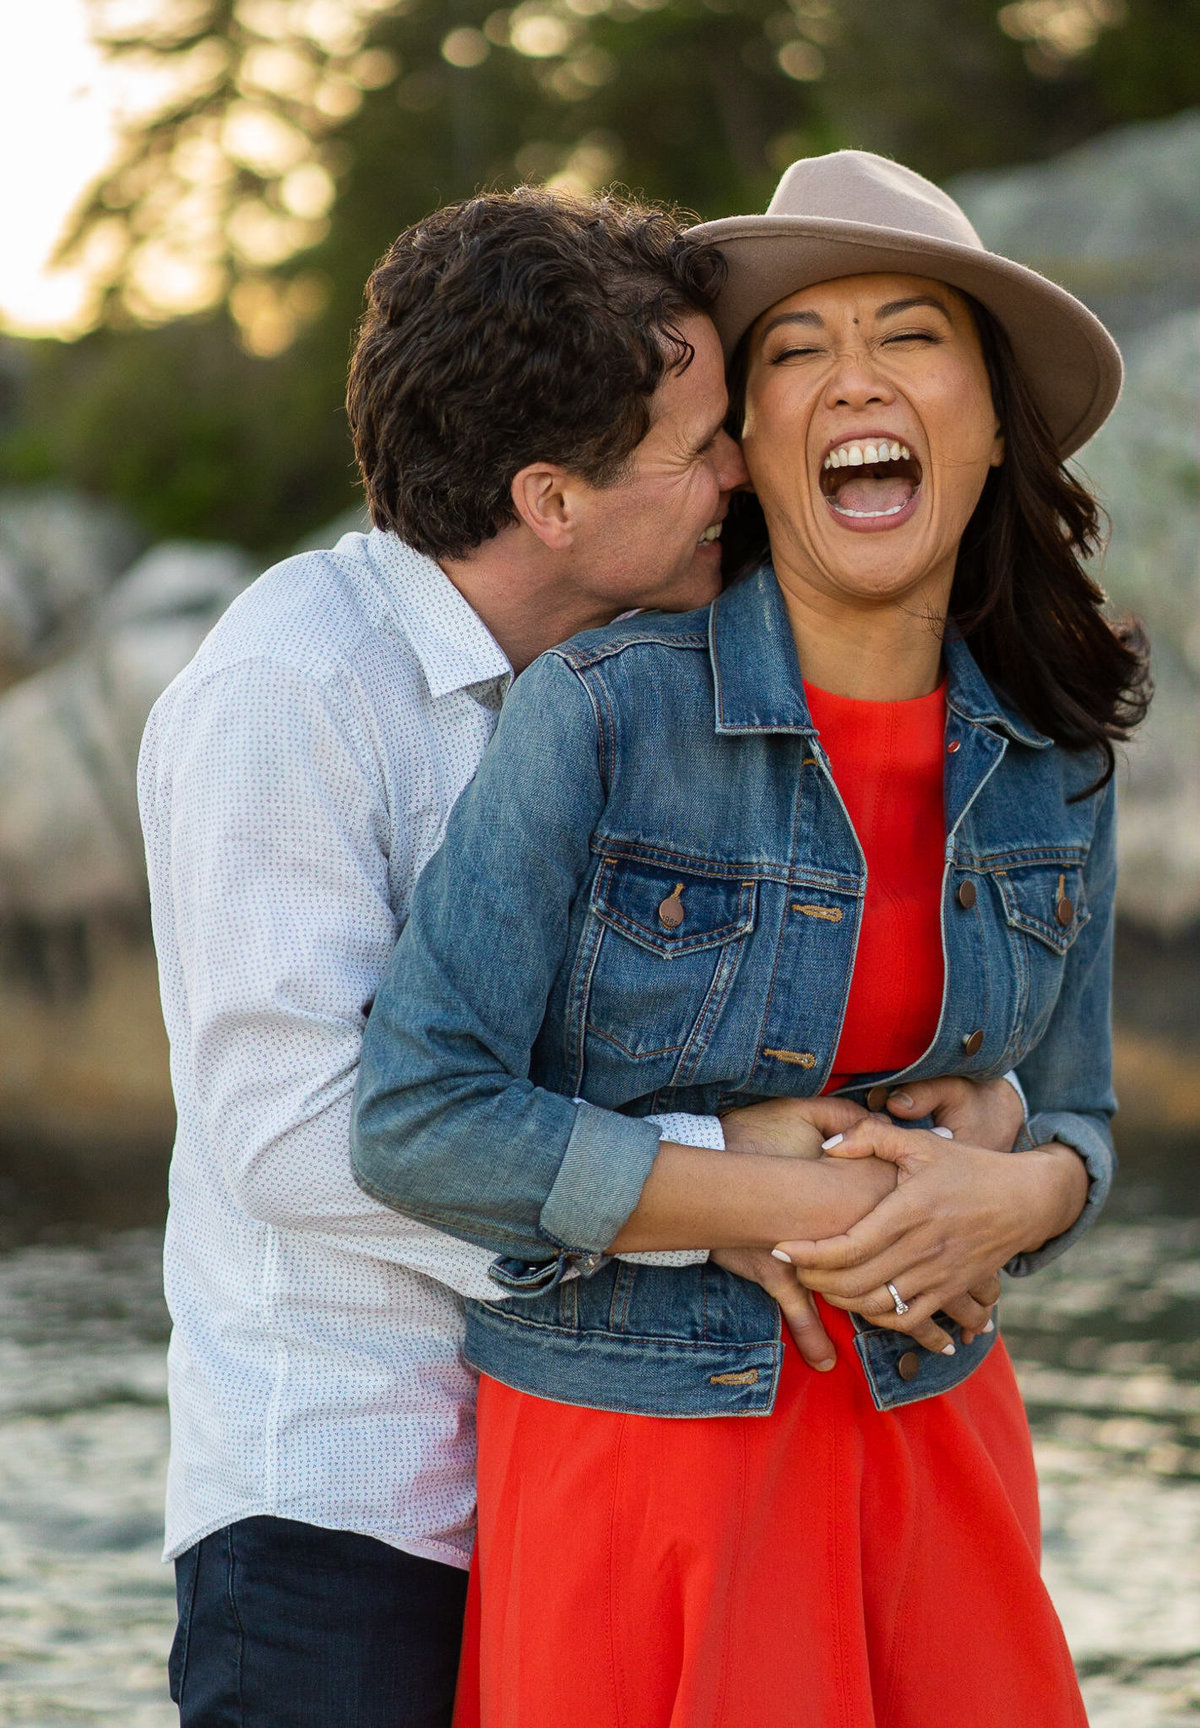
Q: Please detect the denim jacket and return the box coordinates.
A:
[353,565,1117,1417]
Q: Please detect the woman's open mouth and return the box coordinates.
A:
[820,439,923,528]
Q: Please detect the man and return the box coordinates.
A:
[140,187,776,1728]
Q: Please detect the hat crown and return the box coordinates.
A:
[766,150,984,253]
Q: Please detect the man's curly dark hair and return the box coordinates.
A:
[346,186,726,561]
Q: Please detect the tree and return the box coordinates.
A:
[4,0,1197,551]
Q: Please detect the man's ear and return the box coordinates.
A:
[510,464,579,551]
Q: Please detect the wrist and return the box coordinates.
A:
[1018,1141,1089,1250]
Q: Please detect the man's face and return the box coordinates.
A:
[567,314,748,616]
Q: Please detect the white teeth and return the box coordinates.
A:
[831,498,912,519]
[699,522,722,544]
[823,441,913,469]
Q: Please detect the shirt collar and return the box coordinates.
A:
[365,529,512,700]
[709,562,1051,748]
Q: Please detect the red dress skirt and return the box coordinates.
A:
[453,682,1087,1727]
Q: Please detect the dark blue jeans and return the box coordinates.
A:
[169,1516,469,1727]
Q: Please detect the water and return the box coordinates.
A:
[0,1183,1196,1725]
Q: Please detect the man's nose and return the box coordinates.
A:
[715,431,749,492]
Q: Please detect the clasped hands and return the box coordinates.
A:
[713,1077,1032,1372]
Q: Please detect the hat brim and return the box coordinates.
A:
[688,213,1123,457]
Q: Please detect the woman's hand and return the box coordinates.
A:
[772,1118,1089,1355]
[883,1074,1026,1152]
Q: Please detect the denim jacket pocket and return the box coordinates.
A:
[995,859,1089,1055]
[576,854,757,1089]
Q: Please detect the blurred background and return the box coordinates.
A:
[0,1,1196,1722]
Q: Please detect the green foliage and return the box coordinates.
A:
[3,0,1199,552]
[3,319,358,554]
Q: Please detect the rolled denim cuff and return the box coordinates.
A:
[539,1100,663,1254]
[1003,1109,1115,1276]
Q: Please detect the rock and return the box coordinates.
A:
[0,489,145,675]
[951,110,1200,339]
[0,542,251,923]
[1076,311,1200,935]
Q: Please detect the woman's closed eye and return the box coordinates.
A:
[767,343,823,364]
[880,329,943,348]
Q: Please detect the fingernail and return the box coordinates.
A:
[890,1092,914,1109]
[821,1134,843,1150]
[932,1126,954,1139]
[815,1357,836,1373]
[982,1318,995,1333]
[771,1248,793,1263]
[940,1344,956,1356]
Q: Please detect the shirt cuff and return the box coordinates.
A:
[617,1112,726,1267]
[1002,1068,1029,1121]
[1003,1109,1115,1276]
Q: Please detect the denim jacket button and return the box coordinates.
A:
[1056,896,1075,926]
[897,1351,921,1381]
[962,1029,984,1056]
[657,885,686,929]
[956,880,977,909]
[866,1084,889,1112]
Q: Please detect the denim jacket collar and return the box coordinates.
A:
[709,563,1052,751]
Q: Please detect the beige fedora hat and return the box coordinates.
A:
[689,150,1122,457]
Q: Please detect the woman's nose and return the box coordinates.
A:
[824,346,895,410]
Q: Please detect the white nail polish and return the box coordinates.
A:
[982,1318,995,1333]
[941,1344,956,1356]
[932,1126,954,1139]
[821,1134,843,1150]
[771,1248,793,1263]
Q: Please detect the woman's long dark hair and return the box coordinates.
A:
[722,298,1151,797]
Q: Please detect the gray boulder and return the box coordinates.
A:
[951,110,1200,338]
[0,543,251,922]
[0,489,145,674]
[1074,311,1200,934]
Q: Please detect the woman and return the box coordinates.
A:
[353,152,1149,1725]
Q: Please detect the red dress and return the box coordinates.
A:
[454,681,1086,1728]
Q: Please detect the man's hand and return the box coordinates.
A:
[710,1246,837,1372]
[720,1095,868,1161]
[883,1074,1025,1152]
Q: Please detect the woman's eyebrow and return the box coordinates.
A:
[875,294,953,321]
[758,309,825,340]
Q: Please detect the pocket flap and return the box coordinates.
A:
[591,857,757,958]
[996,864,1089,954]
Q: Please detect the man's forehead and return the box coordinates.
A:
[643,315,727,443]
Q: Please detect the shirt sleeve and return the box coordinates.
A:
[1008,775,1119,1276]
[352,651,667,1269]
[142,655,502,1302]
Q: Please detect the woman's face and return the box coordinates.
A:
[740,272,1004,613]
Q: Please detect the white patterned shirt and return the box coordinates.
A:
[139,528,722,1568]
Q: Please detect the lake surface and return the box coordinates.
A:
[0,1140,1196,1727]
